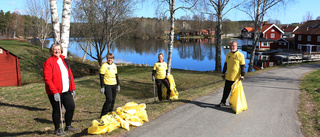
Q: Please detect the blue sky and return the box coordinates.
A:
[1,0,319,25]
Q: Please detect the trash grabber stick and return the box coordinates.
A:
[58,99,68,136]
[153,79,156,103]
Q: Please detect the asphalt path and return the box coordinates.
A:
[123,63,320,137]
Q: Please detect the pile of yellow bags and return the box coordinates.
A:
[229,79,248,114]
[162,74,179,100]
[88,102,149,134]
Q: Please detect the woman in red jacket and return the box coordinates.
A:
[43,44,78,135]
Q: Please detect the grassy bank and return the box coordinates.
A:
[0,40,99,84]
[299,69,320,136]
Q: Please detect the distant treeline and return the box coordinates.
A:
[0,10,257,40]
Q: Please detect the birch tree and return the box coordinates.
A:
[239,0,288,72]
[26,0,51,50]
[156,0,198,74]
[50,0,72,57]
[61,0,72,57]
[203,0,246,72]
[50,0,60,44]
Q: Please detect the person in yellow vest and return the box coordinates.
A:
[99,53,120,117]
[152,53,171,101]
[217,41,245,107]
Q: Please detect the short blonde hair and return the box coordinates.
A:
[158,52,164,57]
[230,41,237,46]
[107,53,114,59]
[49,43,63,54]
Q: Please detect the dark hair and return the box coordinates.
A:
[107,53,114,59]
[49,43,63,54]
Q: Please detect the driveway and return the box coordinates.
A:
[123,63,320,137]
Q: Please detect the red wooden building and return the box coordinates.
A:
[293,20,320,54]
[0,47,22,86]
[241,22,284,51]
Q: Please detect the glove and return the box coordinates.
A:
[100,87,105,94]
[222,74,225,79]
[72,90,76,97]
[117,85,121,92]
[240,76,244,81]
[54,93,60,102]
[152,76,155,82]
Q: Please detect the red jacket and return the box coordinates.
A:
[43,55,75,95]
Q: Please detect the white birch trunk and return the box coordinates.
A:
[61,0,72,57]
[167,0,175,74]
[50,0,60,44]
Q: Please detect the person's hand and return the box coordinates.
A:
[222,74,225,79]
[72,90,76,97]
[100,87,105,94]
[152,76,155,82]
[240,76,244,81]
[117,85,121,92]
[54,93,60,102]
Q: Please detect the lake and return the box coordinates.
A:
[29,38,252,72]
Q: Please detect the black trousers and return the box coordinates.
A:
[48,91,75,130]
[221,80,235,104]
[155,78,171,101]
[100,85,117,117]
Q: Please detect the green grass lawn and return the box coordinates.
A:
[299,69,320,137]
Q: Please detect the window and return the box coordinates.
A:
[248,40,253,45]
[262,42,269,47]
[317,46,320,52]
[307,36,311,41]
[298,35,302,41]
[298,44,302,49]
[271,29,275,32]
[271,33,275,38]
[318,36,320,42]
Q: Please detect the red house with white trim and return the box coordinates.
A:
[242,22,284,51]
[0,47,22,87]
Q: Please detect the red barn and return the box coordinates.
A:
[0,47,22,86]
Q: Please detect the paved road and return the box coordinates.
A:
[123,63,320,137]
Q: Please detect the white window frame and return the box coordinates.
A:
[307,36,311,41]
[298,35,302,41]
[271,33,275,38]
[271,29,275,32]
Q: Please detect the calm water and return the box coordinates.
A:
[30,38,251,72]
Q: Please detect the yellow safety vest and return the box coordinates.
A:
[225,51,245,81]
[100,62,118,85]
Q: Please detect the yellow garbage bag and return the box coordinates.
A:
[88,112,120,134]
[229,79,248,114]
[162,74,179,100]
[88,102,149,134]
[116,102,149,125]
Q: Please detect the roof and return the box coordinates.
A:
[262,23,284,34]
[243,22,284,34]
[280,25,299,32]
[242,27,254,32]
[293,20,320,35]
[0,46,22,59]
[276,38,294,43]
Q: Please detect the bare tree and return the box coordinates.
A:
[156,0,199,74]
[26,0,51,50]
[303,11,313,23]
[239,0,288,72]
[73,0,138,66]
[202,0,247,72]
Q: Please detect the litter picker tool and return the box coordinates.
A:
[59,99,68,136]
[153,79,157,103]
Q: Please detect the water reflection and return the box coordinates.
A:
[29,38,251,72]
